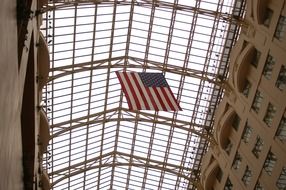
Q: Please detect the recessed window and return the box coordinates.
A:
[242,80,251,97]
[252,136,264,158]
[251,49,261,68]
[242,166,252,186]
[263,8,273,27]
[232,114,240,131]
[276,65,286,91]
[276,116,286,143]
[263,151,277,175]
[252,90,263,113]
[217,167,223,182]
[276,167,286,190]
[262,54,275,80]
[263,103,276,127]
[232,152,242,170]
[255,181,264,190]
[275,15,286,40]
[224,178,233,190]
[224,138,233,155]
[242,123,252,143]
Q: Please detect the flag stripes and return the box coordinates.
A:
[116,71,181,111]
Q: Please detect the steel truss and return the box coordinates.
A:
[41,0,246,189]
[50,151,202,188]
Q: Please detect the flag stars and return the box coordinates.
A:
[138,72,169,87]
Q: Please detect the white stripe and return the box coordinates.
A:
[149,88,163,111]
[164,87,180,110]
[118,72,137,110]
[126,73,146,110]
[156,88,171,111]
[133,74,155,110]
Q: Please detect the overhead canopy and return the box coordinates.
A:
[41,0,245,189]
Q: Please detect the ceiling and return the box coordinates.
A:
[41,0,246,189]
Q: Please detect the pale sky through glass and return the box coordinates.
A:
[41,0,243,189]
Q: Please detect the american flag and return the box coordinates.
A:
[116,72,182,111]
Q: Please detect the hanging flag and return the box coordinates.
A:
[116,71,182,111]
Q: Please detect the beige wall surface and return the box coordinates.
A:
[0,0,24,189]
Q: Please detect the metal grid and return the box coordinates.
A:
[41,0,245,189]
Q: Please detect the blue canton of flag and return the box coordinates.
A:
[138,73,169,87]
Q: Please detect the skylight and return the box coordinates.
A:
[41,0,245,189]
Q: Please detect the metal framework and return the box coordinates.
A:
[41,0,246,189]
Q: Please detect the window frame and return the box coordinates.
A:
[242,166,252,186]
[276,116,286,143]
[263,151,277,175]
[263,103,276,127]
[252,136,264,158]
[252,90,263,113]
[262,54,275,80]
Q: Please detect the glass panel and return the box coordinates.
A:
[263,151,277,175]
[276,116,286,142]
[242,122,252,143]
[252,90,263,113]
[242,166,252,186]
[263,8,273,27]
[263,103,276,127]
[276,65,286,91]
[242,80,251,97]
[275,15,286,40]
[255,181,264,190]
[276,167,286,190]
[232,113,240,131]
[216,167,223,182]
[232,152,242,170]
[224,138,233,155]
[262,54,275,80]
[40,1,246,189]
[224,178,233,190]
[251,49,261,68]
[252,136,264,158]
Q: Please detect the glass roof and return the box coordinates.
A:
[41,0,245,189]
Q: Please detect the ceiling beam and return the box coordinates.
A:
[50,107,212,140]
[48,56,221,86]
[50,150,202,188]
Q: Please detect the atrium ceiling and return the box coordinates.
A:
[41,0,246,189]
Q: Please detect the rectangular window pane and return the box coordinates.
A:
[252,136,264,158]
[232,113,240,131]
[263,151,277,175]
[252,90,263,113]
[251,49,261,68]
[275,15,286,40]
[263,103,276,127]
[255,181,264,190]
[262,54,275,80]
[276,65,286,91]
[276,167,286,189]
[242,122,252,143]
[276,116,286,142]
[232,152,242,170]
[263,8,273,27]
[242,166,252,186]
[224,178,233,190]
[242,80,251,97]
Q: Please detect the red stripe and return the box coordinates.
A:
[116,72,133,110]
[145,87,159,111]
[167,86,182,111]
[161,87,176,111]
[131,73,150,110]
[153,87,168,111]
[123,72,142,110]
